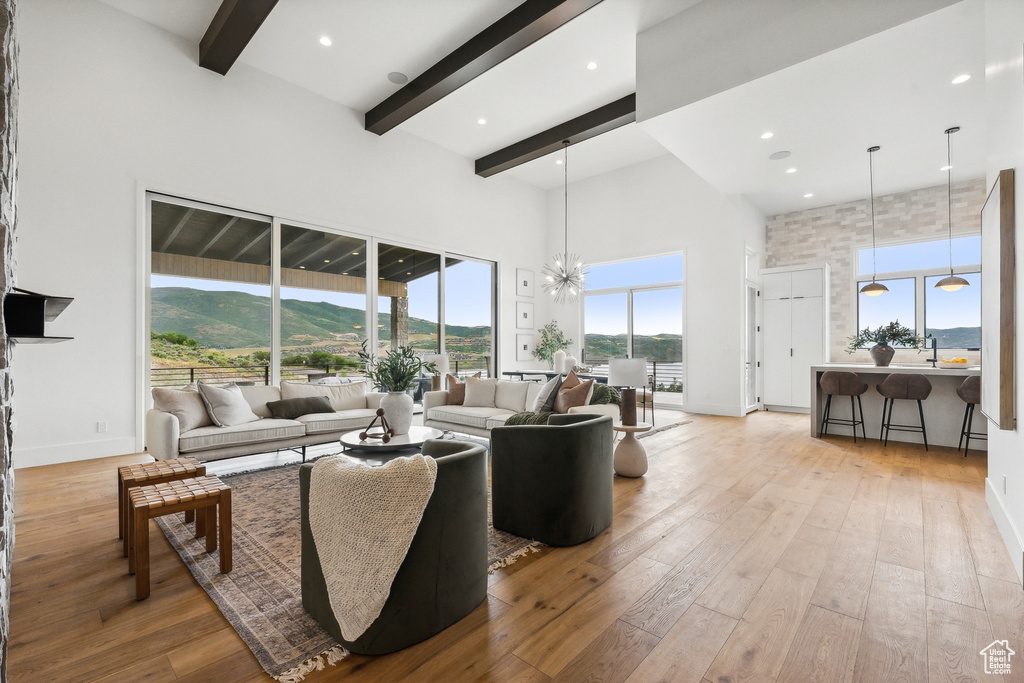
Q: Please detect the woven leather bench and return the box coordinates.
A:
[128,475,232,600]
[118,457,206,558]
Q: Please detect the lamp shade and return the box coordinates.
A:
[608,358,648,388]
[422,353,449,376]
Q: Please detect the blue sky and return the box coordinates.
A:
[857,236,981,331]
[584,254,684,336]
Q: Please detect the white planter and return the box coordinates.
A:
[553,349,566,373]
[380,391,414,435]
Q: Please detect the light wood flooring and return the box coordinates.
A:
[9,411,1023,682]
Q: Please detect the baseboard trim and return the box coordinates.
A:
[986,477,1024,586]
[13,437,138,469]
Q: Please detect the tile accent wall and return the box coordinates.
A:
[0,0,14,676]
[766,178,987,361]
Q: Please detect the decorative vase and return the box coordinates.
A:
[870,343,895,367]
[564,354,578,374]
[380,391,413,435]
[553,349,566,374]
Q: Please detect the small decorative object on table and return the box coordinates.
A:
[359,408,394,443]
[845,320,926,367]
[358,342,436,435]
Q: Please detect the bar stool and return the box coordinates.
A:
[818,371,868,441]
[877,374,932,450]
[956,375,986,457]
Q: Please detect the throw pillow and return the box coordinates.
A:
[463,377,498,408]
[531,374,563,413]
[554,378,595,414]
[504,411,554,426]
[445,372,481,405]
[196,382,260,427]
[281,380,368,411]
[266,395,333,420]
[589,383,621,406]
[152,383,212,432]
[494,380,531,412]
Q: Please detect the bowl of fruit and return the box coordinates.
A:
[937,357,969,369]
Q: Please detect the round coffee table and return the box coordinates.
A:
[340,426,445,453]
[612,422,651,477]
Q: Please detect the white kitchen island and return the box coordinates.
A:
[810,363,985,450]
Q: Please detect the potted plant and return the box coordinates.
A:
[358,342,437,435]
[533,321,573,370]
[846,320,926,367]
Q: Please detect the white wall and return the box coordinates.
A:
[983,0,1024,584]
[14,1,549,467]
[543,154,765,416]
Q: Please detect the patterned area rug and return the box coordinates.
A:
[156,458,538,682]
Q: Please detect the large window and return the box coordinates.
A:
[583,254,684,406]
[148,194,496,391]
[856,236,980,350]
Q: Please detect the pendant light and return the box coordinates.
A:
[860,145,888,296]
[542,140,586,304]
[935,126,969,292]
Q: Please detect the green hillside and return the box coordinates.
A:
[151,287,490,350]
[584,333,682,363]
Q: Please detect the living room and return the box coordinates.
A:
[4,0,1024,681]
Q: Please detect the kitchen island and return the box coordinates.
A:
[810,363,985,450]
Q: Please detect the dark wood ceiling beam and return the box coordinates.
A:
[199,0,279,75]
[475,93,635,177]
[364,0,604,135]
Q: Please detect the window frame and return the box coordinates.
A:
[854,236,981,348]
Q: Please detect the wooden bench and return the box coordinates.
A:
[118,457,206,558]
[128,475,231,600]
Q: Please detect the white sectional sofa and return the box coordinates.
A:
[146,381,384,462]
[423,379,619,438]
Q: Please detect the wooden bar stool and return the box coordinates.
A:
[877,374,932,450]
[118,457,206,558]
[818,371,868,442]
[956,375,986,457]
[128,475,231,600]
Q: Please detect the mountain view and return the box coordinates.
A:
[151,287,491,365]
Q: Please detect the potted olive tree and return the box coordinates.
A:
[358,342,437,435]
[846,320,926,367]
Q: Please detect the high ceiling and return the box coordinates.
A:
[97,0,983,217]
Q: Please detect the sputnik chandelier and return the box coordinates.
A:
[542,140,586,304]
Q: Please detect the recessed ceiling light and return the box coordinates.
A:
[940,164,953,171]
[769,150,791,160]
[299,265,306,269]
[319,36,332,47]
[324,259,330,263]
[555,159,563,165]
[387,72,408,85]
[587,62,597,70]
[951,74,971,84]
[804,193,814,198]
[351,251,359,255]
[761,132,774,139]
[406,272,412,275]
[398,259,404,263]
[477,118,486,125]
[786,168,797,174]
[342,272,348,275]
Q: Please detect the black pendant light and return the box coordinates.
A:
[860,145,888,296]
[935,126,969,292]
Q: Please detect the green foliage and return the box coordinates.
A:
[846,320,926,353]
[151,331,199,348]
[280,350,359,369]
[533,321,573,364]
[357,341,437,392]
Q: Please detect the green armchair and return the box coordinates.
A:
[490,413,614,547]
[300,439,488,655]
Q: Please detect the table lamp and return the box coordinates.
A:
[608,358,648,426]
[422,354,449,391]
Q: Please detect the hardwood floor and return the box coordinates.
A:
[9,411,1022,682]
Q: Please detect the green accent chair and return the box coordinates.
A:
[300,439,488,655]
[490,414,614,547]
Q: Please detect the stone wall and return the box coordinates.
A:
[0,1,14,679]
[766,178,986,361]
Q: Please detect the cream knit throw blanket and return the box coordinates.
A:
[308,454,437,642]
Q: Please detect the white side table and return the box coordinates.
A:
[612,422,651,477]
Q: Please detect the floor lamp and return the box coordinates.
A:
[608,358,648,426]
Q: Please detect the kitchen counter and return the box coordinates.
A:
[810,363,985,449]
